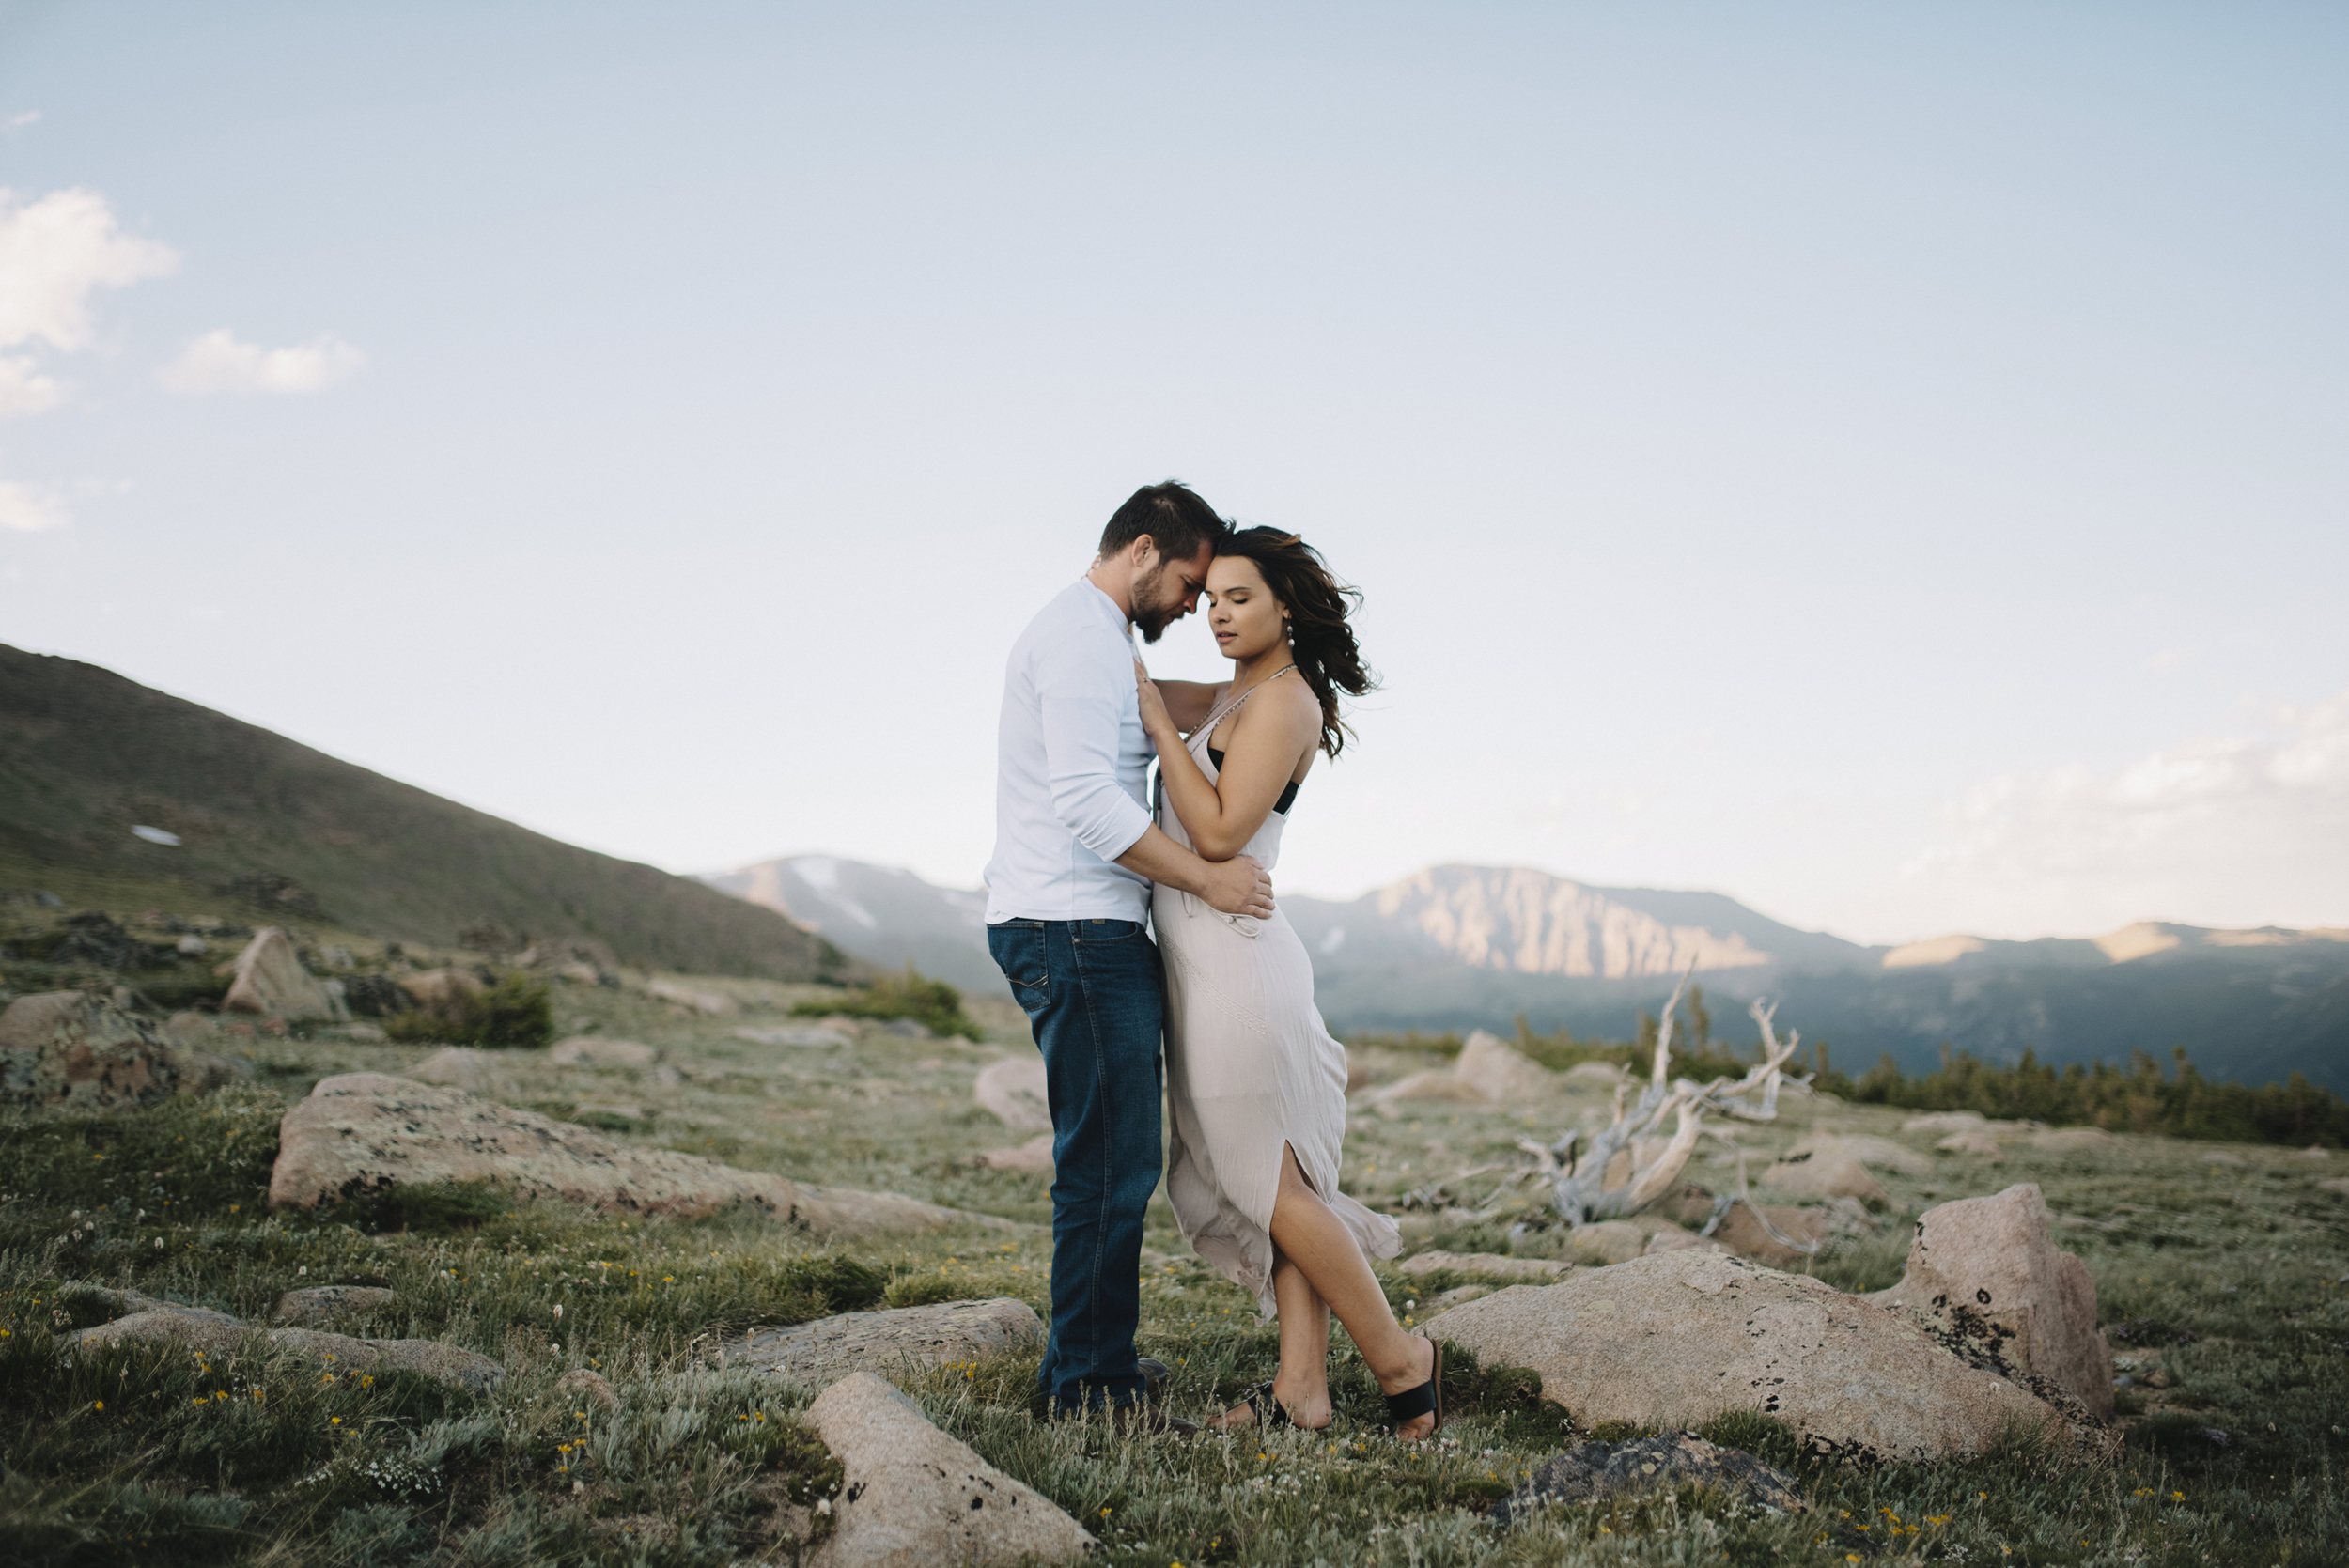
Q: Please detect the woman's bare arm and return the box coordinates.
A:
[1137,665,1318,861]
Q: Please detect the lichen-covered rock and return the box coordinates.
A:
[1566,1221,1649,1265]
[1452,1031,1556,1103]
[972,1057,1050,1133]
[1788,1131,1933,1178]
[806,1371,1093,1567]
[272,1285,397,1327]
[66,1309,504,1395]
[221,927,348,1021]
[1399,1250,1575,1282]
[555,1366,621,1410]
[405,1047,500,1089]
[1491,1431,1804,1525]
[1709,1201,1834,1268]
[269,1073,991,1235]
[737,1298,1044,1389]
[978,1134,1054,1173]
[549,1036,660,1069]
[1866,1182,2114,1421]
[0,992,237,1113]
[1428,1250,2074,1462]
[1760,1151,1890,1206]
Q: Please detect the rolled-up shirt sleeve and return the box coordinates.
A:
[1037,633,1154,862]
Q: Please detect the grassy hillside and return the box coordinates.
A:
[3,982,2344,1563]
[0,644,852,981]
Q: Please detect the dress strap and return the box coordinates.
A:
[1189,666,1298,753]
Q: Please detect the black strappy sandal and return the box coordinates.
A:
[1218,1379,1332,1433]
[1231,1379,1292,1430]
[1382,1338,1445,1438]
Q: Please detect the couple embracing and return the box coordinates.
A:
[983,481,1441,1440]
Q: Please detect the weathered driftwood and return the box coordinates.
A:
[1527,970,1812,1249]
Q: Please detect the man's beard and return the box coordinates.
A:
[1130,561,1182,644]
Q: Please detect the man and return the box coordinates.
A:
[985,480,1277,1428]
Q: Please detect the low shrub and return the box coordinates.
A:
[790,967,980,1041]
[384,974,553,1049]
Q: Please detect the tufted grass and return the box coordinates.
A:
[0,980,2343,1563]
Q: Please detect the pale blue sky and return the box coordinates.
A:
[3,1,2344,942]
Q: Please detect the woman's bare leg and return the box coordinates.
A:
[1209,1250,1333,1430]
[1267,1144,1437,1438]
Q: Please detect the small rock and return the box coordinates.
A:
[1787,1132,1933,1179]
[736,1026,852,1048]
[1562,1062,1629,1087]
[2029,1127,2115,1154]
[880,1017,933,1039]
[807,1371,1094,1567]
[979,1134,1054,1173]
[397,969,485,1007]
[2298,1145,2328,1160]
[2319,1177,2349,1196]
[737,1298,1045,1389]
[1565,1221,1648,1265]
[1865,1182,2114,1420]
[221,928,349,1021]
[645,979,738,1016]
[973,1057,1051,1133]
[1708,1201,1833,1269]
[272,1285,397,1327]
[1399,1250,1575,1282]
[1423,1284,1493,1315]
[554,1366,620,1410]
[1760,1152,1889,1206]
[2197,1150,2247,1167]
[549,1036,660,1069]
[1641,1222,1724,1256]
[1491,1431,1804,1525]
[1452,1031,1556,1103]
[406,1047,500,1089]
[163,1011,215,1045]
[1900,1110,1989,1134]
[175,934,208,956]
[1937,1131,2005,1159]
[58,1284,240,1327]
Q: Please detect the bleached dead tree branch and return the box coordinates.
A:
[1537,966,1809,1224]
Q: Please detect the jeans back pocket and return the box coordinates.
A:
[987,922,1050,1015]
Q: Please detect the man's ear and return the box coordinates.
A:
[1128,534,1158,569]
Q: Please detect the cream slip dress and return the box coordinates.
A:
[1153,670,1401,1314]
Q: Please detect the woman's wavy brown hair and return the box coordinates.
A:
[1217,526,1375,757]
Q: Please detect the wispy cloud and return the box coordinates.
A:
[0,354,65,418]
[156,329,366,396]
[0,475,69,532]
[0,187,179,354]
[1901,691,2349,932]
[6,112,39,130]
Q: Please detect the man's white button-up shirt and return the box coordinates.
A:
[983,579,1155,924]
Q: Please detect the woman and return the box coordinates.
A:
[1135,527,1442,1439]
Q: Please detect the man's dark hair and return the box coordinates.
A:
[1097,480,1230,563]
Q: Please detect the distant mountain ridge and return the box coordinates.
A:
[0,644,852,981]
[702,854,2349,1088]
[699,855,999,992]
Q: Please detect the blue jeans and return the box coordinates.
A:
[988,917,1164,1412]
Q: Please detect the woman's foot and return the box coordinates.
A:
[1206,1377,1331,1433]
[1377,1335,1440,1441]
